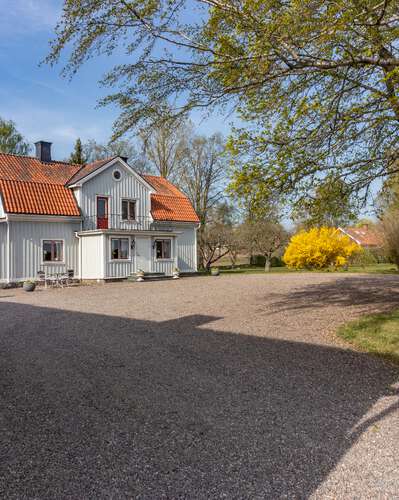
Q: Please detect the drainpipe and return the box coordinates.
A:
[6,216,10,284]
[74,231,82,281]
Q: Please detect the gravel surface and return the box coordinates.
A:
[1,273,398,499]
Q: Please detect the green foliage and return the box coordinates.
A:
[0,117,31,155]
[349,248,377,267]
[46,0,399,204]
[292,175,358,228]
[375,173,399,217]
[69,138,87,164]
[250,255,285,268]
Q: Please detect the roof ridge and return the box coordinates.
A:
[0,151,80,167]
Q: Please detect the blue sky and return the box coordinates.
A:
[0,0,230,160]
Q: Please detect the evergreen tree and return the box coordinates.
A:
[69,138,86,164]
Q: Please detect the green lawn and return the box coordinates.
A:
[338,309,399,365]
[210,263,398,275]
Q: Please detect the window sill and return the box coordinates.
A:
[155,258,174,262]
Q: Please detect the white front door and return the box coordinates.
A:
[135,236,151,272]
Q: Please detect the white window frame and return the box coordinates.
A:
[41,239,65,264]
[121,199,137,221]
[154,238,173,261]
[110,236,131,261]
[112,168,122,181]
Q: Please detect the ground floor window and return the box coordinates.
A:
[111,238,129,260]
[155,239,172,259]
[42,240,63,262]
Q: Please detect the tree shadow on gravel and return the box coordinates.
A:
[0,301,398,499]
[269,275,399,315]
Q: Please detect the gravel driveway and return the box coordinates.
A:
[1,273,399,499]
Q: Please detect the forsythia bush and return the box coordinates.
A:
[283,227,361,270]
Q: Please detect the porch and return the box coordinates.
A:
[78,230,179,280]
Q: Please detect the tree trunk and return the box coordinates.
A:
[264,256,271,272]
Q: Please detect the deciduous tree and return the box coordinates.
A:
[46,1,399,203]
[241,220,288,272]
[0,117,30,155]
[178,133,227,229]
[381,210,399,269]
[140,112,190,179]
[292,176,358,228]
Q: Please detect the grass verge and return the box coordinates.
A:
[209,263,398,275]
[338,309,399,365]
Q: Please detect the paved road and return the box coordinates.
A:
[1,273,398,498]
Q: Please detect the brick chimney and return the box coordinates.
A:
[35,141,52,163]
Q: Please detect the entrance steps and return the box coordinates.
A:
[127,272,174,282]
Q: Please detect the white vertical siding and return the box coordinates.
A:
[79,161,152,227]
[173,225,198,272]
[0,197,5,218]
[81,233,103,279]
[0,223,7,281]
[8,220,80,281]
[151,236,177,275]
[105,234,135,278]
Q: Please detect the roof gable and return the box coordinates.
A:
[68,157,154,191]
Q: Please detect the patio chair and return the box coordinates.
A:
[36,270,46,287]
[60,269,75,287]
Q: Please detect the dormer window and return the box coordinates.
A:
[121,199,136,221]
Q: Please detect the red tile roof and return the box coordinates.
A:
[0,153,81,217]
[0,153,81,184]
[0,179,80,216]
[143,175,200,223]
[339,225,383,247]
[67,157,116,185]
[0,153,199,222]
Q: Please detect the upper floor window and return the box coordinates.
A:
[122,199,136,221]
[155,239,171,260]
[43,240,63,263]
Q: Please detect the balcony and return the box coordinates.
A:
[81,214,155,232]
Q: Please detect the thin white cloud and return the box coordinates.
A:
[0,0,60,35]
[0,100,113,159]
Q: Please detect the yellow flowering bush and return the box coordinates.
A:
[283,227,361,270]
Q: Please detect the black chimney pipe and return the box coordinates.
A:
[35,141,52,163]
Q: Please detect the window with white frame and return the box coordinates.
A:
[111,238,129,260]
[121,199,136,221]
[155,239,172,260]
[42,240,63,262]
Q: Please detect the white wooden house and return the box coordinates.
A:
[0,142,199,284]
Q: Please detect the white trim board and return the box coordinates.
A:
[68,157,154,192]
